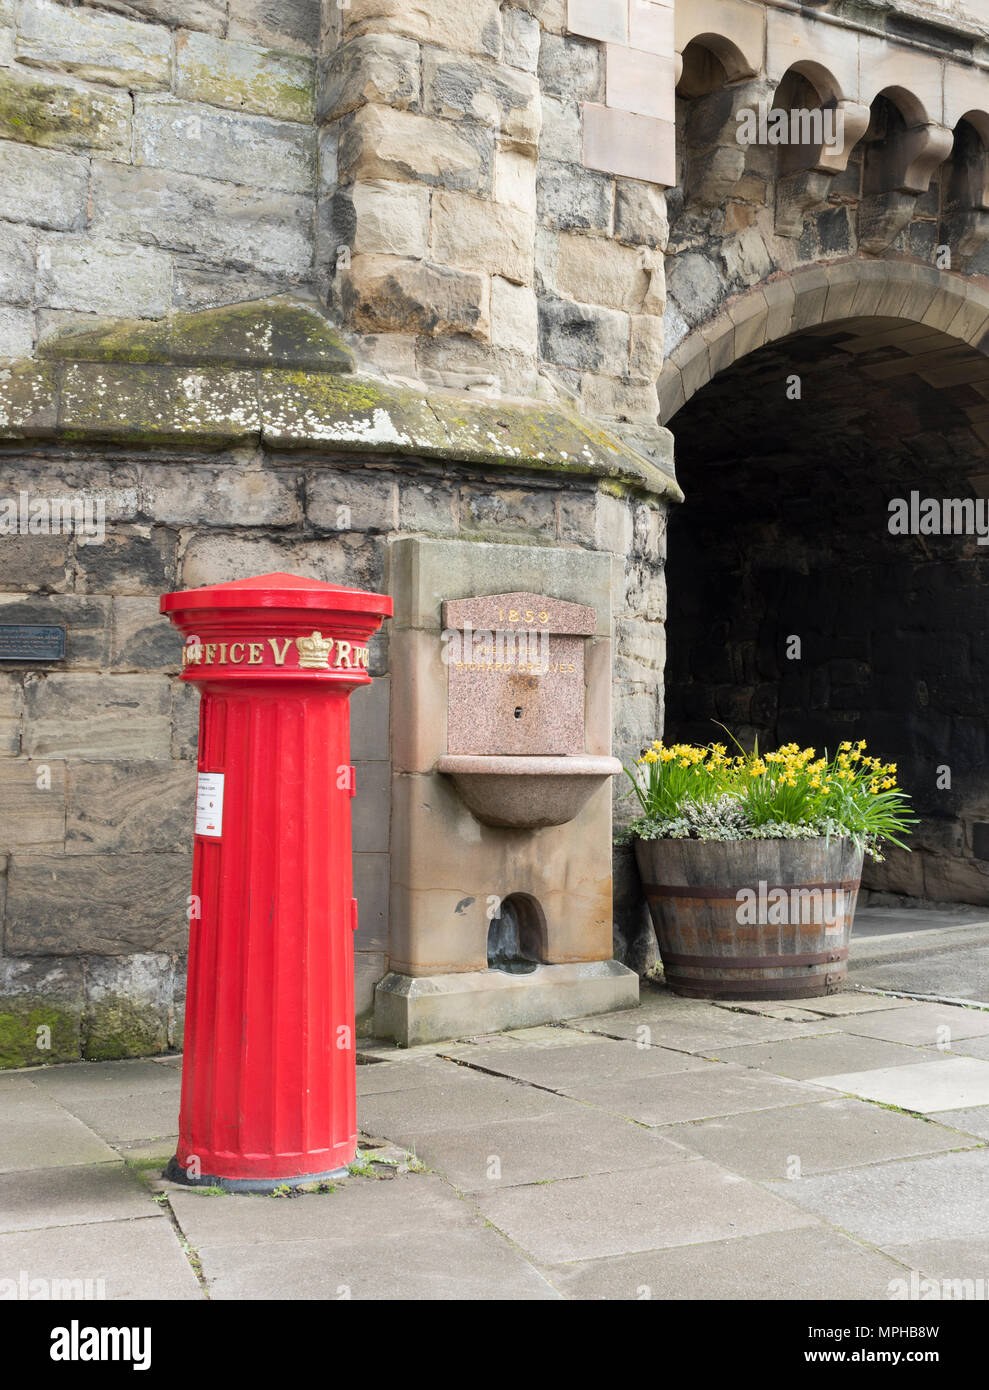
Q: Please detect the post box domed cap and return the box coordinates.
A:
[160,571,393,616]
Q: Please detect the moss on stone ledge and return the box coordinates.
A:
[40,298,355,374]
[0,999,81,1068]
[81,996,167,1062]
[8,299,681,500]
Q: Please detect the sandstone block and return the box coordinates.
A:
[566,0,626,44]
[339,104,491,194]
[307,470,400,533]
[343,0,502,60]
[630,312,665,378]
[66,760,194,855]
[0,760,65,849]
[538,295,629,371]
[581,372,658,423]
[606,45,675,122]
[92,163,314,278]
[178,531,384,591]
[176,31,315,122]
[0,142,87,230]
[74,528,176,597]
[318,34,420,122]
[343,254,490,338]
[110,596,179,672]
[135,95,316,194]
[432,191,533,284]
[0,223,35,306]
[5,853,192,955]
[503,7,541,72]
[228,0,319,53]
[554,231,649,311]
[538,32,603,102]
[583,104,676,186]
[491,276,539,355]
[22,675,172,760]
[108,0,225,35]
[139,463,300,527]
[38,236,171,318]
[0,307,33,360]
[423,51,540,149]
[333,179,431,259]
[615,179,670,249]
[537,159,612,232]
[0,676,22,756]
[540,95,582,163]
[0,69,131,154]
[17,0,171,90]
[495,147,538,216]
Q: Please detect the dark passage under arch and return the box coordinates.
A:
[664,316,989,905]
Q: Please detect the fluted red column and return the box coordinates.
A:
[160,572,391,1190]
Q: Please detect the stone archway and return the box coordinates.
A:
[660,261,989,908]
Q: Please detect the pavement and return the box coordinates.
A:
[4,918,989,1300]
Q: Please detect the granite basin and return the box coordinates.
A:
[436,754,623,829]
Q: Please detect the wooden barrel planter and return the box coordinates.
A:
[634,837,864,1000]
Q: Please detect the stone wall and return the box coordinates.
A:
[0,311,670,1061]
[0,0,321,361]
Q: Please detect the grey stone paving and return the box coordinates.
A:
[1,984,987,1299]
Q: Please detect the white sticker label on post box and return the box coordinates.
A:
[195,772,224,837]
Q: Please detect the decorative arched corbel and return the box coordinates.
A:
[858,95,953,254]
[941,116,989,267]
[775,99,871,238]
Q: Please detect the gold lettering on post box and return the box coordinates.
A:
[336,641,352,669]
[248,643,264,664]
[205,644,217,664]
[229,642,245,664]
[268,637,293,666]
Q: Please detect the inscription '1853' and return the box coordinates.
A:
[182,632,370,671]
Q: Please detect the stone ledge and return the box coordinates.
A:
[373,960,640,1045]
[0,369,681,501]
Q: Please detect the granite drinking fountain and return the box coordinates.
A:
[375,538,640,1045]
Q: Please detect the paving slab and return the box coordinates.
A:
[565,1009,838,1053]
[170,1172,473,1248]
[409,1107,696,1192]
[27,1059,183,1100]
[839,1003,989,1046]
[0,1095,118,1173]
[943,1036,989,1061]
[442,1038,713,1088]
[199,1227,560,1300]
[708,1033,938,1080]
[664,1097,975,1180]
[783,993,916,1017]
[569,1064,829,1126]
[475,1159,819,1264]
[357,1067,581,1142]
[542,1225,912,1301]
[925,1105,989,1140]
[0,1216,202,1299]
[810,1055,989,1112]
[357,1058,457,1096]
[877,1237,989,1290]
[53,1090,181,1145]
[764,1148,989,1247]
[0,1162,158,1234]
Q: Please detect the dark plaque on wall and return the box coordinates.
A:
[0,624,66,661]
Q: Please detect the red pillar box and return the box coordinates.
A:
[159,572,392,1191]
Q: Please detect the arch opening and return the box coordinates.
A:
[664,316,989,906]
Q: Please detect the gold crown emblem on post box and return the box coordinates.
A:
[295,630,333,669]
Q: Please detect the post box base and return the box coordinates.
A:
[163,1157,351,1194]
[373,960,639,1046]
